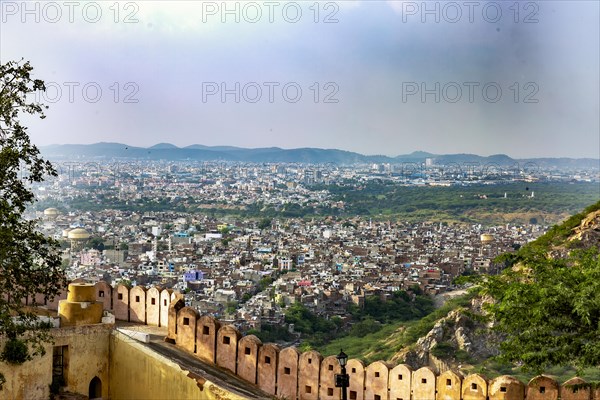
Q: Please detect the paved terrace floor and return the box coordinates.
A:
[115,322,272,399]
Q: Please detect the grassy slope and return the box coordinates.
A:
[318,295,474,364]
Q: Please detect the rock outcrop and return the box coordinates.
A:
[398,300,501,374]
[569,209,600,247]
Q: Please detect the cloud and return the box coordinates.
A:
[1,0,598,158]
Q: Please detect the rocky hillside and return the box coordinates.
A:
[531,200,600,255]
[567,208,600,247]
[390,200,600,375]
[393,299,499,374]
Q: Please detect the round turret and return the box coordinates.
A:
[58,283,103,326]
[68,228,90,251]
[68,228,90,240]
[43,207,60,220]
[480,234,494,243]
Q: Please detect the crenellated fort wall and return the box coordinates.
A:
[21,281,600,400]
[21,280,175,327]
[166,302,600,400]
[161,292,600,400]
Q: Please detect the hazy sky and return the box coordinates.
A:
[1,0,599,158]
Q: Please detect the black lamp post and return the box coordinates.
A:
[335,349,349,400]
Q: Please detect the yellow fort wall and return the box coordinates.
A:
[0,324,111,400]
[167,299,600,400]
[0,342,51,400]
[8,280,599,400]
[109,330,247,400]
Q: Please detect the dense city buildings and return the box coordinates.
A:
[27,159,577,344]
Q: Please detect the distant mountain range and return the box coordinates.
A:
[39,142,599,168]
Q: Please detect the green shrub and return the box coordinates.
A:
[431,342,455,358]
[1,338,30,364]
[349,318,382,337]
[455,349,473,363]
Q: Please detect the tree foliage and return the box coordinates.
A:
[350,290,435,324]
[481,239,600,372]
[284,303,337,337]
[44,180,599,225]
[247,324,293,343]
[89,236,105,251]
[257,218,272,230]
[0,59,67,361]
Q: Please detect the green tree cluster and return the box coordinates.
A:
[89,237,105,251]
[225,301,238,315]
[351,290,434,324]
[247,324,293,343]
[257,218,272,230]
[482,247,600,373]
[0,60,67,363]
[284,303,337,335]
[480,201,600,372]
